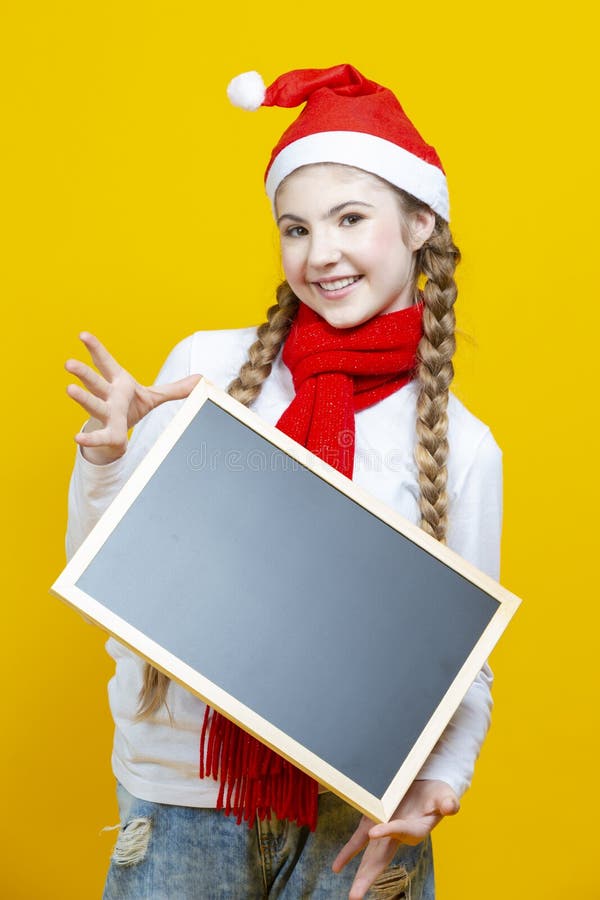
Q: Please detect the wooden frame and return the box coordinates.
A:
[51,377,521,823]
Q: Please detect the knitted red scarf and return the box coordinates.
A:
[199,301,424,830]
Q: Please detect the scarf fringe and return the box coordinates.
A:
[200,706,319,831]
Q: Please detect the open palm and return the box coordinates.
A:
[65,331,201,464]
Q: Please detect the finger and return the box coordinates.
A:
[413,780,460,818]
[420,785,460,818]
[74,423,127,453]
[74,430,127,456]
[66,383,107,421]
[79,332,122,381]
[348,836,399,900]
[153,374,203,404]
[65,358,110,400]
[331,818,372,873]
[439,793,460,816]
[368,815,436,843]
[74,428,111,448]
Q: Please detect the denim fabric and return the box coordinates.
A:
[103,782,434,899]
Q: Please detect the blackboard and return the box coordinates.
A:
[51,377,520,821]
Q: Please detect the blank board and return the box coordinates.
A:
[51,377,521,822]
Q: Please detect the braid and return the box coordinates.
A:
[227,282,300,404]
[414,218,460,542]
[137,283,300,719]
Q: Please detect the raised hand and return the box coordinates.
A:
[65,332,201,465]
[332,779,459,900]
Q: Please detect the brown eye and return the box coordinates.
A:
[285,225,309,238]
[341,214,364,226]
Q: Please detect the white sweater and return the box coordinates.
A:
[66,326,503,808]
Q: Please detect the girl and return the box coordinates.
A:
[65,65,502,899]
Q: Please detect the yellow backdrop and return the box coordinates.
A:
[2,1,597,897]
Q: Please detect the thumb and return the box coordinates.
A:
[436,788,460,817]
[154,374,204,403]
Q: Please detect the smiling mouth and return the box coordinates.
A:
[315,275,362,291]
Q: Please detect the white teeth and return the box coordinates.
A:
[317,276,360,292]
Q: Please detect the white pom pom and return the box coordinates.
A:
[227,71,266,111]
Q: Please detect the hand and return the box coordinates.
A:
[65,332,202,465]
[332,779,459,900]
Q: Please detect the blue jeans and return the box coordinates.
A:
[103,782,434,899]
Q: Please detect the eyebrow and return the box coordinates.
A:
[276,201,375,227]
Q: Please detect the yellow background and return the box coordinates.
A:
[2,2,597,897]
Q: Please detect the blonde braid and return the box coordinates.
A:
[414,218,461,542]
[137,283,300,719]
[226,282,300,404]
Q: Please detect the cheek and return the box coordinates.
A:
[374,224,403,256]
[368,228,413,279]
[280,246,304,284]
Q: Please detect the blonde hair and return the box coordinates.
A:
[397,188,461,542]
[137,176,460,718]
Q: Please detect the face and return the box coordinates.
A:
[275,165,434,329]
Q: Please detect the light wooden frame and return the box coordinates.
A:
[51,377,521,823]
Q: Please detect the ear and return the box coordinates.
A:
[409,209,436,250]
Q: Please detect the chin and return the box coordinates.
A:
[320,309,372,330]
[326,317,364,330]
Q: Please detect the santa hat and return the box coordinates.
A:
[227,64,450,221]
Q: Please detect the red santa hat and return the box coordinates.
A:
[227,64,450,221]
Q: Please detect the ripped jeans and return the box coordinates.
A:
[103,782,434,899]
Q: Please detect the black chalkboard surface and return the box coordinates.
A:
[52,377,520,821]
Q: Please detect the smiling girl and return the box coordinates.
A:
[277,165,434,329]
[65,65,501,899]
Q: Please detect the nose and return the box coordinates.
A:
[307,229,342,270]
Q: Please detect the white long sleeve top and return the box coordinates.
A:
[66,326,503,808]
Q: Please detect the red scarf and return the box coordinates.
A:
[200,301,424,830]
